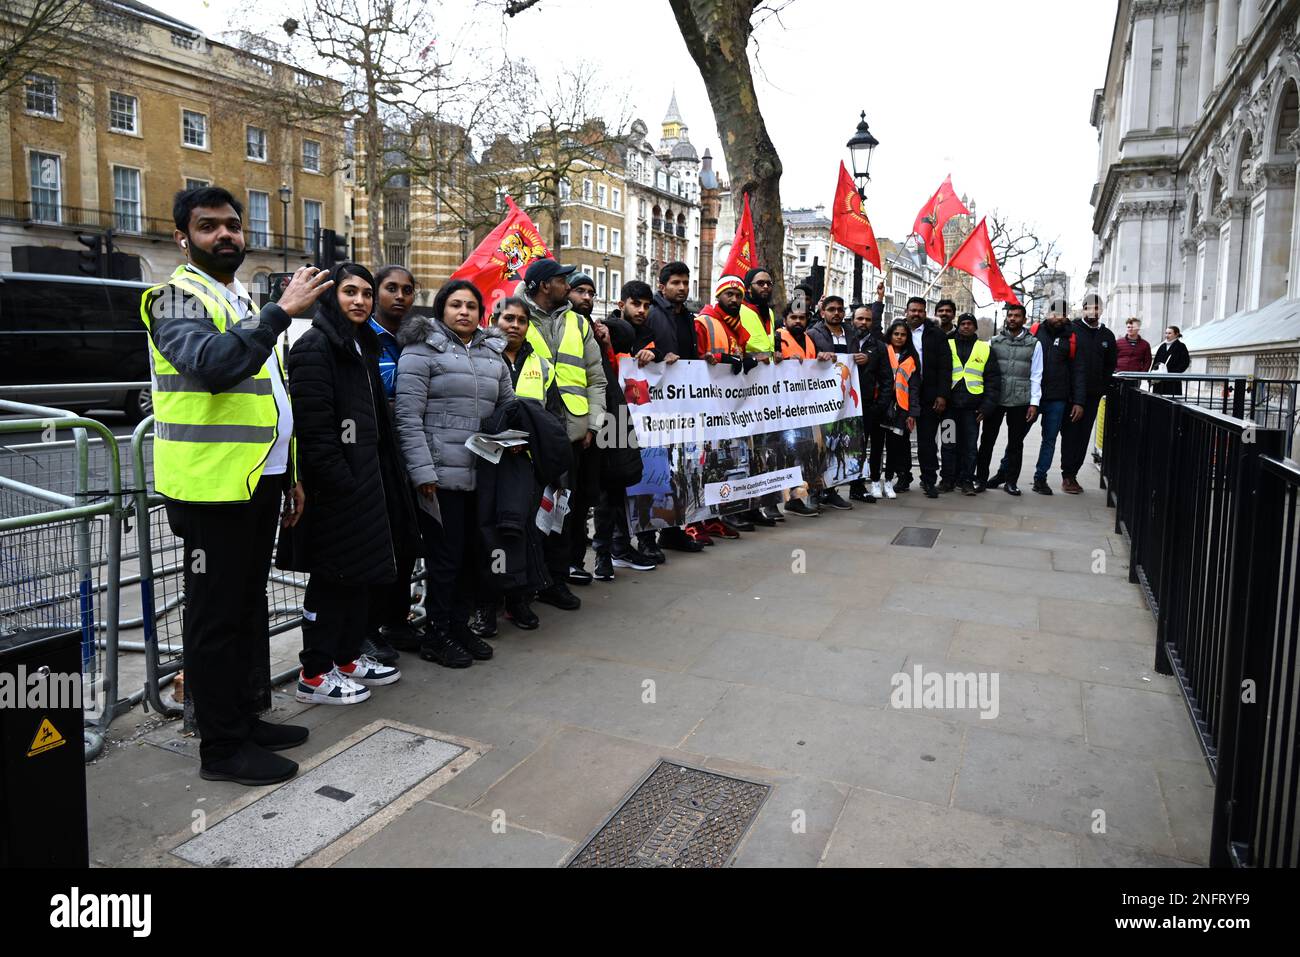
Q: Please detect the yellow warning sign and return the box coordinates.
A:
[27,717,66,757]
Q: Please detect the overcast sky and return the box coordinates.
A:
[160,0,1117,301]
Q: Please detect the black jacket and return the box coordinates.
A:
[948,335,1002,413]
[280,309,418,584]
[1151,339,1190,395]
[1033,320,1087,405]
[476,399,574,591]
[807,322,861,356]
[1072,318,1118,398]
[913,320,953,407]
[647,293,697,359]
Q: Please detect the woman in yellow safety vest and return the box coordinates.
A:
[880,320,921,500]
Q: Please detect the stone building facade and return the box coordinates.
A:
[1,0,345,297]
[1090,0,1300,377]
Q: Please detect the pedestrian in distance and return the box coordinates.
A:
[1059,292,1116,493]
[1150,325,1190,395]
[1028,299,1087,495]
[979,303,1042,497]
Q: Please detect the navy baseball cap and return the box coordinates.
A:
[525,259,575,285]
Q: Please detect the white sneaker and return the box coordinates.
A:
[296,666,372,705]
[338,654,401,687]
[883,480,897,500]
[869,481,883,499]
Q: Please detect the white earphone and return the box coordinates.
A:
[181,239,188,249]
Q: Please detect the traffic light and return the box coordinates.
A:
[318,228,348,271]
[77,233,103,276]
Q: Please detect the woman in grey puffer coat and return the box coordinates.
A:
[395,279,514,666]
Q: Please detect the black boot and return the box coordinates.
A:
[419,623,472,668]
[200,741,298,786]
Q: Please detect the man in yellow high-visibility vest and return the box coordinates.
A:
[141,186,331,786]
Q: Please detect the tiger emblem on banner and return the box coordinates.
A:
[495,226,547,282]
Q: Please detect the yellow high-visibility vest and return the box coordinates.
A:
[139,265,289,503]
[738,303,775,354]
[949,339,990,395]
[526,310,589,414]
[514,350,555,401]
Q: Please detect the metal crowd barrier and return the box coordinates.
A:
[0,400,129,761]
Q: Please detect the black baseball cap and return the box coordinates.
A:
[525,258,575,286]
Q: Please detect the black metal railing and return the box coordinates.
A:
[0,199,315,252]
[1102,375,1300,867]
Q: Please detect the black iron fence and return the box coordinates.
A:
[1102,375,1300,867]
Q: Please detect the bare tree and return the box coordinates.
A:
[668,0,788,299]
[979,211,1062,311]
[1,0,131,103]
[476,61,632,253]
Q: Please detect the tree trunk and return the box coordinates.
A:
[365,54,383,268]
[669,0,786,301]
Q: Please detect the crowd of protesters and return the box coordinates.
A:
[143,184,1167,787]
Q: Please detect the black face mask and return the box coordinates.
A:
[188,236,245,276]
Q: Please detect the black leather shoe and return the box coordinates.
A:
[960,482,977,496]
[726,515,757,532]
[504,597,540,629]
[937,479,956,494]
[820,488,853,510]
[200,741,298,786]
[537,582,582,610]
[1032,478,1054,496]
[784,498,819,517]
[922,483,940,499]
[380,622,424,652]
[1004,483,1023,496]
[250,719,309,752]
[748,509,778,527]
[468,605,498,639]
[638,544,666,565]
[419,626,472,668]
[360,634,400,666]
[762,505,785,522]
[985,473,1005,489]
[452,624,493,660]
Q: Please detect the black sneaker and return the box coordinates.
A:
[379,622,424,652]
[611,550,655,571]
[762,505,785,523]
[567,564,594,586]
[504,596,540,629]
[725,514,757,532]
[960,482,977,496]
[594,553,615,581]
[537,582,582,610]
[638,544,666,565]
[1032,478,1054,496]
[894,480,912,494]
[200,741,298,786]
[820,488,852,510]
[250,718,309,752]
[451,624,493,661]
[922,483,940,499]
[360,634,400,666]
[784,498,820,517]
[660,527,705,552]
[972,479,986,494]
[419,626,473,668]
[937,479,957,494]
[985,473,1005,489]
[468,606,498,639]
[748,508,778,527]
[1005,483,1023,496]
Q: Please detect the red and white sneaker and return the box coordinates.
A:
[338,654,401,687]
[684,523,714,546]
[701,518,740,540]
[296,667,371,705]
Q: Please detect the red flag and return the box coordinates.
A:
[720,193,757,279]
[947,218,1020,305]
[829,162,881,269]
[450,196,550,317]
[912,175,971,264]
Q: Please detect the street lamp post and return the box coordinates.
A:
[845,111,879,306]
[278,184,292,272]
[458,226,469,261]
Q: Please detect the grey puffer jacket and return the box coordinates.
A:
[395,316,515,492]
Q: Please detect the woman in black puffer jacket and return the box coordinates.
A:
[284,263,416,705]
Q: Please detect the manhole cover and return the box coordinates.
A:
[891,526,941,548]
[566,761,770,868]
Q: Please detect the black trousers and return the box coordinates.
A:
[1060,393,1104,478]
[977,405,1033,486]
[593,487,632,555]
[905,407,940,486]
[940,414,957,483]
[949,408,979,484]
[884,427,912,481]
[564,440,598,568]
[850,410,886,489]
[367,553,415,633]
[418,489,479,630]
[300,577,367,678]
[164,475,282,765]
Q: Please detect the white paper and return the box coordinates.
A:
[535,485,570,534]
[465,429,530,464]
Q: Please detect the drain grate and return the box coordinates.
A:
[566,761,770,868]
[891,526,941,548]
